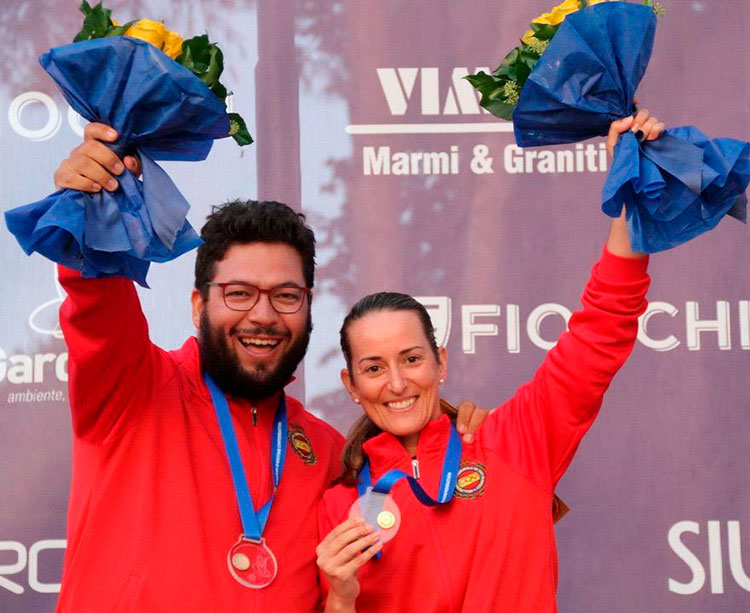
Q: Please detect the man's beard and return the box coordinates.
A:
[198,309,311,403]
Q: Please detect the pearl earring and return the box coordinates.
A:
[353,398,360,404]
[439,378,445,385]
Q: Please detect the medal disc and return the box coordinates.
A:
[227,535,278,588]
[349,491,401,543]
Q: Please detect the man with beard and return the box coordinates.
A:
[55,196,347,612]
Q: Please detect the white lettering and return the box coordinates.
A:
[503,143,606,174]
[377,67,490,116]
[8,354,33,384]
[56,352,69,382]
[416,296,452,348]
[420,67,439,115]
[67,107,86,138]
[638,301,680,351]
[8,91,61,141]
[708,521,724,593]
[0,541,27,595]
[363,145,459,176]
[0,540,66,595]
[504,144,524,174]
[33,353,56,384]
[376,68,418,115]
[739,301,750,350]
[668,521,705,595]
[728,521,750,591]
[28,540,66,593]
[0,348,68,384]
[686,301,731,350]
[442,68,486,115]
[462,305,500,354]
[363,146,390,175]
[527,304,572,351]
[506,304,520,354]
[668,521,750,595]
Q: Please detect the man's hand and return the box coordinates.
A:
[53,122,142,192]
[317,518,381,612]
[455,401,490,444]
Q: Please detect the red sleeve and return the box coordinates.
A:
[58,266,172,444]
[317,491,339,605]
[317,486,355,606]
[479,246,650,491]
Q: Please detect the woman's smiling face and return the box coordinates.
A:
[341,309,447,455]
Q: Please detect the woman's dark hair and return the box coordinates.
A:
[194,199,316,296]
[336,292,444,486]
[339,292,440,371]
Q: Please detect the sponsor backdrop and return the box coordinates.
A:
[1,0,748,611]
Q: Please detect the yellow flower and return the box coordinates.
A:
[125,19,166,50]
[530,0,581,26]
[523,0,609,44]
[162,30,184,59]
[521,28,536,45]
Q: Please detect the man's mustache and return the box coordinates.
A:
[230,326,291,339]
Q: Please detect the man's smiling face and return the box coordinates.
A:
[192,242,311,401]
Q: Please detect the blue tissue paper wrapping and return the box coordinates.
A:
[5,36,231,286]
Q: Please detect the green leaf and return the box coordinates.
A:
[465,72,517,120]
[179,34,212,73]
[529,23,559,41]
[210,81,228,103]
[494,45,537,84]
[176,45,193,69]
[201,43,224,88]
[483,99,515,121]
[494,47,522,80]
[73,1,114,42]
[228,113,253,146]
[78,1,93,16]
[104,20,137,38]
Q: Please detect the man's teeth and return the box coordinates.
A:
[385,398,416,410]
[239,338,280,347]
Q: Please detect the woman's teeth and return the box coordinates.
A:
[385,397,417,410]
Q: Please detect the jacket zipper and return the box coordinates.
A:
[411,458,420,480]
[251,406,258,426]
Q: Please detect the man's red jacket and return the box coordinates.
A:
[56,266,344,612]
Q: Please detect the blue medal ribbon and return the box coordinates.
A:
[357,421,462,504]
[204,373,287,541]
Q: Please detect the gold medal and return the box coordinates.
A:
[376,510,396,530]
[231,553,251,571]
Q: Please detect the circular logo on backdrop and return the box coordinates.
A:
[454,461,486,499]
[288,425,317,465]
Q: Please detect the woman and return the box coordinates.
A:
[316,113,662,612]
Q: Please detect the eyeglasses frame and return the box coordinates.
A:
[204,281,311,314]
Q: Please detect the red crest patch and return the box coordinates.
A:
[454,461,486,499]
[288,425,317,465]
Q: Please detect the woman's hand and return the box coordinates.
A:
[605,107,665,158]
[53,122,142,192]
[605,107,665,258]
[317,518,382,612]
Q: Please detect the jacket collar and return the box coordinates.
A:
[362,413,452,479]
